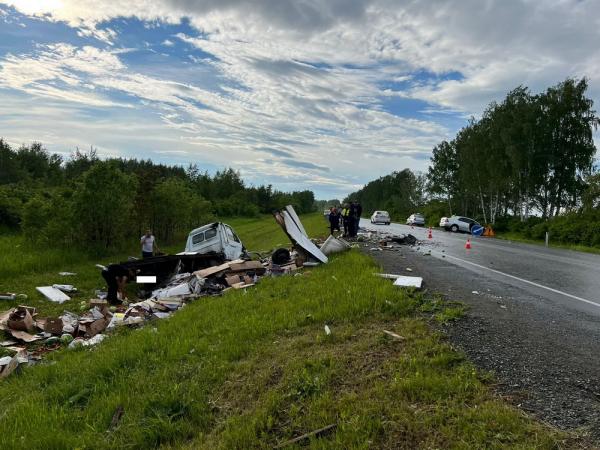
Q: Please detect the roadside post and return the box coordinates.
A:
[545,231,549,247]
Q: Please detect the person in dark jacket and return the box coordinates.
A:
[355,202,363,234]
[348,202,358,237]
[101,264,134,305]
[341,204,350,237]
[328,208,341,235]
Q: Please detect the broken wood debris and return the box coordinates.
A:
[383,330,406,340]
[0,209,329,379]
[274,424,337,448]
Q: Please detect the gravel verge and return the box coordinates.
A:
[364,244,600,445]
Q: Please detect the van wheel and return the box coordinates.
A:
[451,225,459,232]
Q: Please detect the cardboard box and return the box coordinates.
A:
[7,306,36,332]
[229,261,266,274]
[44,317,64,335]
[89,299,109,314]
[80,318,108,338]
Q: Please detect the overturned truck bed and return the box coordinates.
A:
[120,252,226,288]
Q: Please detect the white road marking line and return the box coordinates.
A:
[436,252,600,309]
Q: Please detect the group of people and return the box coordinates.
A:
[328,202,363,238]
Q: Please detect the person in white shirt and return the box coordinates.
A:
[140,229,159,258]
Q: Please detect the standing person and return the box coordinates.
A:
[140,229,159,258]
[328,208,341,236]
[101,264,134,305]
[349,202,358,237]
[356,202,363,234]
[341,204,350,237]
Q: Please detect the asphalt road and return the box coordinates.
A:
[360,218,600,441]
[360,218,600,316]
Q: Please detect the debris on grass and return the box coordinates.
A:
[0,293,27,301]
[383,330,405,340]
[274,423,337,448]
[0,206,334,379]
[393,276,423,289]
[36,286,70,304]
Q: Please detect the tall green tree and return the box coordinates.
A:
[73,162,137,249]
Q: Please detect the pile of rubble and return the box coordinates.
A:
[1,205,352,379]
[356,228,419,251]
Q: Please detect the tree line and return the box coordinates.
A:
[427,78,599,224]
[344,169,427,219]
[347,78,599,225]
[0,141,316,251]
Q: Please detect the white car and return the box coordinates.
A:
[406,213,425,226]
[439,217,449,228]
[370,210,391,225]
[443,215,480,233]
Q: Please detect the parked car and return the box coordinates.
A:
[439,216,449,228]
[184,222,248,260]
[443,215,480,233]
[406,213,425,226]
[370,210,391,225]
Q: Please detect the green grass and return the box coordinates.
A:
[0,213,328,317]
[0,250,565,449]
[495,232,600,255]
[0,214,571,448]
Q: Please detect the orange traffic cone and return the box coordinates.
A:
[428,227,432,239]
[465,239,471,250]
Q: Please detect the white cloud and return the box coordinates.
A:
[1,0,599,197]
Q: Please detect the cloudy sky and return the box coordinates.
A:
[1,1,599,198]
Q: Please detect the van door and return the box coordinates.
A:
[222,224,243,260]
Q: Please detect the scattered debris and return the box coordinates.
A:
[375,273,401,280]
[58,272,76,276]
[405,268,413,272]
[320,235,351,256]
[274,424,337,448]
[274,206,328,264]
[0,293,27,301]
[108,405,125,431]
[0,210,335,379]
[393,276,423,289]
[52,284,78,294]
[36,286,70,304]
[0,355,19,379]
[383,330,406,340]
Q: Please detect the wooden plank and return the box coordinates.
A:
[194,259,244,278]
[383,330,405,340]
[274,424,336,448]
[228,261,264,272]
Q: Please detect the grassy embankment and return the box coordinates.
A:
[0,214,568,448]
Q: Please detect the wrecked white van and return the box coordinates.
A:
[184,222,247,261]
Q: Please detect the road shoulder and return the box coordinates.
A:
[364,245,600,444]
